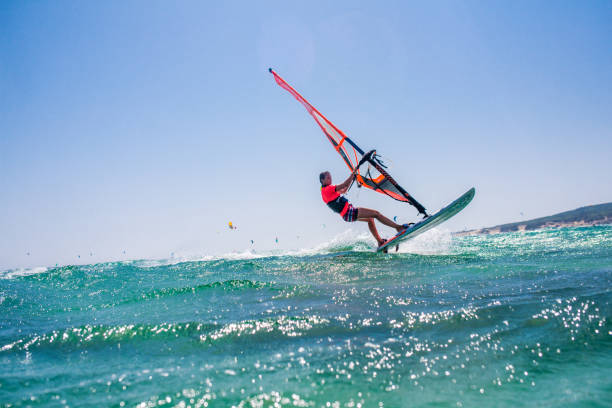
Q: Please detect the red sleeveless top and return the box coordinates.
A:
[321,185,349,217]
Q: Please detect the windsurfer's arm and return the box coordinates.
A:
[335,168,358,194]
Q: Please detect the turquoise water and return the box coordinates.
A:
[1,226,611,407]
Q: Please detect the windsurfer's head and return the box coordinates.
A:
[319,171,331,186]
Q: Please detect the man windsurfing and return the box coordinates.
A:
[320,169,410,248]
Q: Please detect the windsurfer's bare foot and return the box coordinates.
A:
[377,238,387,247]
[395,223,414,233]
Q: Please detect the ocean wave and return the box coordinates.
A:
[233,391,312,408]
[0,321,213,353]
[458,226,612,257]
[199,315,330,343]
[0,228,437,277]
[0,266,48,280]
[3,227,610,282]
[136,279,277,301]
[0,315,331,353]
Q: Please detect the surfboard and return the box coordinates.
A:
[377,187,476,253]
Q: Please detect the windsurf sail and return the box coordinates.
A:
[269,68,428,216]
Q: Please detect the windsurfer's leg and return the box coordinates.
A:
[357,208,403,232]
[359,218,385,246]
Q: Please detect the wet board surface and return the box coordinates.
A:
[377,187,476,253]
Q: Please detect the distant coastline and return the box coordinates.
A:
[455,202,612,236]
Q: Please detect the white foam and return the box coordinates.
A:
[129,249,274,268]
[394,227,454,255]
[0,266,49,280]
[291,229,376,255]
[129,255,217,268]
[144,228,453,265]
[135,230,375,267]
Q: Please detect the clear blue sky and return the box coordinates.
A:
[1,1,611,269]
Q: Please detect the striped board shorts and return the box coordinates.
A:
[342,204,359,222]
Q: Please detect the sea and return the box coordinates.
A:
[1,226,611,407]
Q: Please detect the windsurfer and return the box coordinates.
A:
[320,170,407,247]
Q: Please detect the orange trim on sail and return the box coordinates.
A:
[270,69,359,172]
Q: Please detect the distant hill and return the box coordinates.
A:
[456,202,612,236]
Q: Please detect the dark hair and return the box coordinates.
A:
[319,171,328,185]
